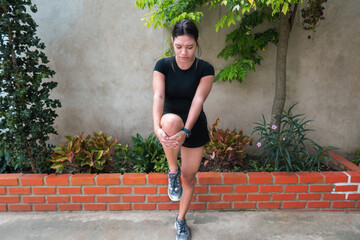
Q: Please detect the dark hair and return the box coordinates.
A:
[172,19,199,43]
[171,19,201,71]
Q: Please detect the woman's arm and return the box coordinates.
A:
[169,75,214,142]
[152,70,165,134]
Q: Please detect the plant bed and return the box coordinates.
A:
[0,152,359,212]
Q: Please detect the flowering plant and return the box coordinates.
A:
[252,104,335,171]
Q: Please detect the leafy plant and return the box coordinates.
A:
[0,0,61,172]
[112,144,133,174]
[353,148,360,166]
[130,133,166,173]
[0,149,10,173]
[204,118,253,169]
[252,104,335,172]
[244,156,275,173]
[49,131,117,173]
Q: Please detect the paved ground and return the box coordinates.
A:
[0,211,359,240]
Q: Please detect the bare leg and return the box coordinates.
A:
[178,146,204,219]
[160,113,184,172]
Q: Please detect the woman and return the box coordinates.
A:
[153,19,214,240]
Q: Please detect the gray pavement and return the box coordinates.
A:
[0,211,359,240]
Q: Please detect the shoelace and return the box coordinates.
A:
[167,171,180,193]
[178,220,188,234]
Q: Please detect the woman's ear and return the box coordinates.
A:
[197,37,200,45]
[171,37,174,44]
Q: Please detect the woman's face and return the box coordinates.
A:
[172,34,198,64]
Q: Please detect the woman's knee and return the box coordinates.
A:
[161,113,184,136]
[181,172,196,185]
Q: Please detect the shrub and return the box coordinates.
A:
[130,133,166,173]
[204,118,253,169]
[353,148,360,166]
[0,1,61,173]
[252,104,335,172]
[49,131,118,173]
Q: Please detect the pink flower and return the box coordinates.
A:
[272,125,277,130]
[283,137,286,141]
[257,142,261,148]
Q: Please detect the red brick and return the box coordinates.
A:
[222,172,246,184]
[298,193,321,200]
[158,203,179,210]
[23,196,45,203]
[346,171,360,183]
[96,196,119,203]
[223,194,246,201]
[272,194,296,201]
[45,174,71,185]
[8,204,31,211]
[309,185,333,192]
[285,185,308,193]
[33,187,56,195]
[8,187,31,195]
[0,174,23,186]
[133,203,156,210]
[189,203,206,210]
[84,204,106,211]
[0,205,6,211]
[147,195,170,202]
[59,187,81,195]
[194,186,207,193]
[248,194,271,201]
[96,173,121,185]
[71,174,96,185]
[357,202,360,208]
[198,194,221,202]
[122,173,146,185]
[308,201,330,208]
[235,185,258,193]
[210,186,233,193]
[208,203,231,209]
[0,187,5,194]
[122,196,145,202]
[109,204,131,211]
[148,173,167,185]
[83,186,106,194]
[297,172,323,183]
[20,174,46,185]
[134,187,157,194]
[72,196,95,203]
[321,172,348,183]
[323,193,346,200]
[348,194,360,200]
[34,204,56,211]
[59,204,82,211]
[0,196,20,203]
[234,202,256,209]
[272,172,298,184]
[247,172,272,184]
[197,172,221,184]
[108,187,131,194]
[259,185,283,193]
[335,185,358,192]
[282,202,306,209]
[258,202,281,209]
[47,196,70,203]
[332,201,355,208]
[159,187,167,194]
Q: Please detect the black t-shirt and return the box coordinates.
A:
[154,56,214,114]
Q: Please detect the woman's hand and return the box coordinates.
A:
[156,128,186,149]
[168,130,187,149]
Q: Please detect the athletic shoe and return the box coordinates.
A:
[167,164,183,201]
[174,216,191,240]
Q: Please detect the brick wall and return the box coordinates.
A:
[0,153,359,212]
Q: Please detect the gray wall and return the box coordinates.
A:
[32,0,360,158]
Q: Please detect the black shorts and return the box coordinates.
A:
[163,110,210,148]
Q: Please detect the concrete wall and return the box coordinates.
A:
[31,0,359,157]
